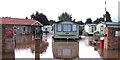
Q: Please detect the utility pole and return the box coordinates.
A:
[104,0,107,25]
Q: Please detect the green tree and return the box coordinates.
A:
[93,11,112,24]
[93,18,104,24]
[77,21,84,25]
[25,17,28,19]
[58,12,72,21]
[31,11,49,25]
[106,11,112,22]
[85,18,92,24]
[49,20,56,25]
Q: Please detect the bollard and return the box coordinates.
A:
[99,37,104,57]
[100,37,104,49]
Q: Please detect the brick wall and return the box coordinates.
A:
[0,24,2,59]
[4,25,14,52]
[104,27,108,49]
[104,27,120,50]
[2,25,15,59]
[15,26,32,35]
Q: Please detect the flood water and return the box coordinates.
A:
[1,33,120,60]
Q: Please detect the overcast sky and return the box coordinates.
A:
[0,0,119,22]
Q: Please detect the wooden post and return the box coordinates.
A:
[34,26,43,60]
[35,31,43,60]
[35,38,40,60]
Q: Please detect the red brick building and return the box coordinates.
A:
[0,18,42,59]
[104,22,120,50]
[0,17,43,51]
[0,18,42,35]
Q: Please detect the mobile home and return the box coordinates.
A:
[53,20,80,40]
[95,22,106,37]
[84,24,96,35]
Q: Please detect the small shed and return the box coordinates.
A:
[104,22,120,50]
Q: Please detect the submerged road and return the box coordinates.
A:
[14,33,119,60]
[40,33,101,58]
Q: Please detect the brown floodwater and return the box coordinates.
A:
[1,33,120,60]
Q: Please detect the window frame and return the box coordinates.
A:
[72,24,77,32]
[56,23,78,32]
[57,24,62,32]
[63,24,72,32]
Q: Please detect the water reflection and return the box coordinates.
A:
[15,35,33,50]
[2,34,47,60]
[79,36,101,58]
[40,33,53,58]
[1,33,120,60]
[100,49,119,58]
[15,35,35,58]
[80,36,120,59]
[90,36,120,59]
[2,33,15,60]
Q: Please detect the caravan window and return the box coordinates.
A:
[100,26,104,31]
[72,25,77,31]
[63,24,71,32]
[91,27,94,32]
[57,24,62,32]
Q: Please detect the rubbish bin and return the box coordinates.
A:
[100,37,104,49]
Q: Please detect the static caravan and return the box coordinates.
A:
[93,23,105,41]
[84,24,96,35]
[53,20,80,40]
[95,22,106,37]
